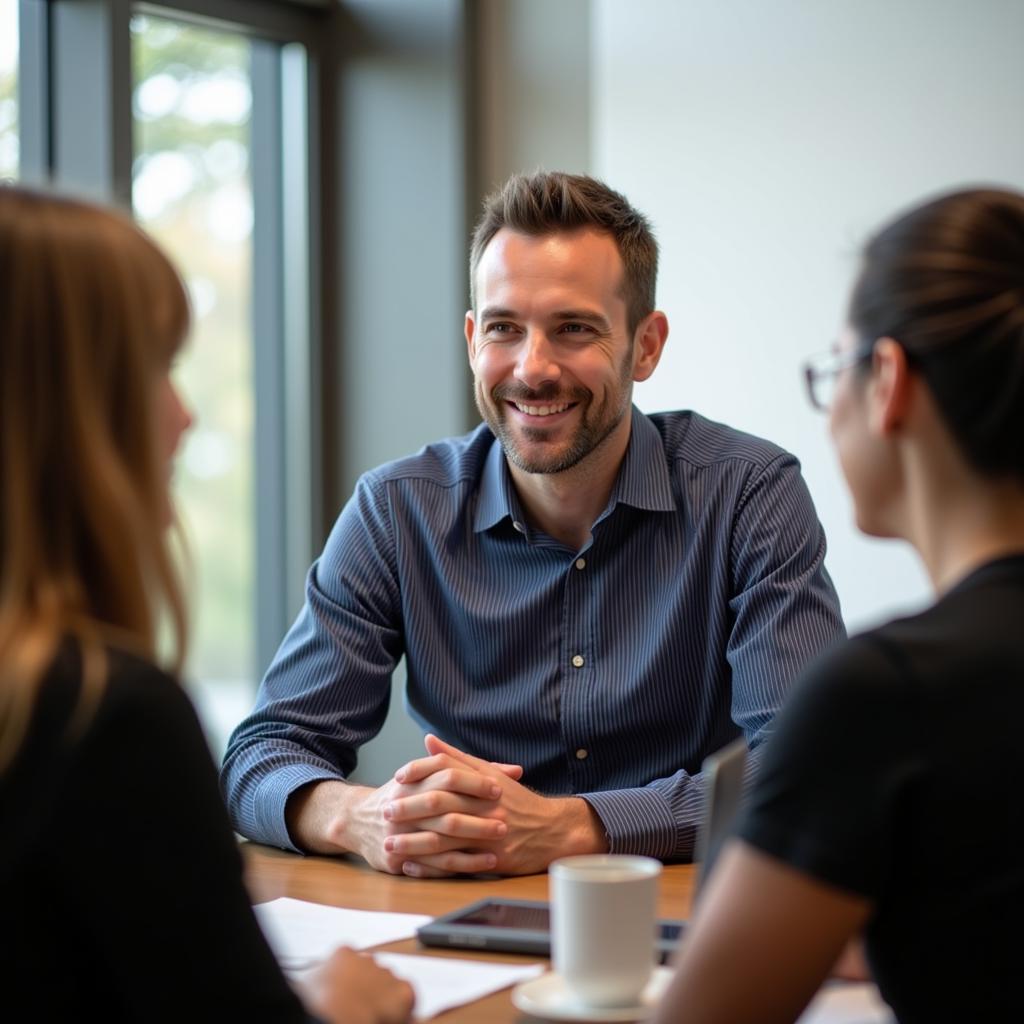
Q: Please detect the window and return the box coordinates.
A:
[14,0,331,755]
[0,0,16,179]
[7,0,466,769]
[131,14,257,745]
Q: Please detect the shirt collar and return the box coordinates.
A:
[473,435,523,533]
[472,407,676,534]
[609,407,676,514]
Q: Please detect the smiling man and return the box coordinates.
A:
[221,172,844,876]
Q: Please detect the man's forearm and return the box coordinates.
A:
[552,796,611,859]
[285,778,374,856]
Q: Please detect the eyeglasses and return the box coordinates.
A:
[802,344,875,412]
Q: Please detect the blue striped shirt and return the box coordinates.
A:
[221,409,844,859]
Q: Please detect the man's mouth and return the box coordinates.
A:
[510,400,574,417]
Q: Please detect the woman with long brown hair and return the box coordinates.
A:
[654,187,1024,1023]
[0,185,413,1023]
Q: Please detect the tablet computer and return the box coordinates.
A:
[416,897,686,962]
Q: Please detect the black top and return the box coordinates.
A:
[0,642,307,1021]
[738,555,1024,1022]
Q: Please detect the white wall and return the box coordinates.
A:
[593,0,1024,629]
[476,0,592,192]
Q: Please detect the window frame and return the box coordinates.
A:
[29,0,337,682]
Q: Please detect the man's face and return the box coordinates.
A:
[465,228,638,475]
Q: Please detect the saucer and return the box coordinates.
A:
[511,966,673,1022]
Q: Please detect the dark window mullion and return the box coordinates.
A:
[251,38,289,678]
[17,0,50,182]
[280,41,314,623]
[49,0,133,205]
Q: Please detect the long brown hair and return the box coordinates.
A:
[0,185,189,771]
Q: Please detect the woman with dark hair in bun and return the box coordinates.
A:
[654,188,1024,1023]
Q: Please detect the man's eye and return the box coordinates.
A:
[560,323,593,335]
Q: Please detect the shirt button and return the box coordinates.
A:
[576,748,588,760]
[575,558,586,570]
[512,521,525,533]
[572,654,585,668]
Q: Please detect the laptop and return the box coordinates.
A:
[692,736,749,899]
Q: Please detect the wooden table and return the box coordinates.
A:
[243,843,697,1022]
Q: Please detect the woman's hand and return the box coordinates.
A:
[307,947,415,1024]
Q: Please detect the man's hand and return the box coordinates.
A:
[305,947,415,1024]
[285,755,522,875]
[383,734,610,877]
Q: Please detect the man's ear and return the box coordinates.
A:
[868,337,912,437]
[632,311,669,382]
[465,310,477,366]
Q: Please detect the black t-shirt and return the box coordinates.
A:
[0,642,307,1021]
[738,554,1024,1023]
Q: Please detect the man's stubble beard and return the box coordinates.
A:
[475,349,635,476]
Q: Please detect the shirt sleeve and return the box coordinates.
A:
[580,751,762,860]
[59,666,309,1022]
[737,636,916,897]
[727,452,846,743]
[220,472,406,851]
[583,454,845,861]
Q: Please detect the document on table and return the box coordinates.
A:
[796,982,897,1024]
[253,897,431,968]
[256,897,544,1019]
[372,953,544,1020]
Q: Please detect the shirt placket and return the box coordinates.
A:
[560,539,597,787]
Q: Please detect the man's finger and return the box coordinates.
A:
[424,733,524,779]
[385,810,507,843]
[394,759,501,798]
[399,862,456,879]
[385,788,498,824]
[422,733,483,766]
[394,752,457,782]
[402,849,499,876]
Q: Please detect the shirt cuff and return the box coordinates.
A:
[579,787,682,860]
[253,763,345,853]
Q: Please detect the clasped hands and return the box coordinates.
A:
[354,734,605,877]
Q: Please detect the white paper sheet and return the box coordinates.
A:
[253,897,431,968]
[797,982,897,1024]
[371,952,544,1021]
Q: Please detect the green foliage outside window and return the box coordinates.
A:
[133,15,255,686]
[0,0,17,179]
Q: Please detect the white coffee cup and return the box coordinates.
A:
[550,854,662,1008]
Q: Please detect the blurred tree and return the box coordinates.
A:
[0,0,17,179]
[132,14,256,686]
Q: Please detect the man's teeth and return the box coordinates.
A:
[514,402,570,417]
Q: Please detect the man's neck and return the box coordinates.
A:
[506,414,633,551]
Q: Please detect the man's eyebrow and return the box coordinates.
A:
[551,309,613,329]
[479,307,519,321]
[478,306,613,330]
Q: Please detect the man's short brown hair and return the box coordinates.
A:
[470,172,659,334]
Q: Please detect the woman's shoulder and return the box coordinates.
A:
[791,630,907,708]
[35,638,193,747]
[785,575,1024,743]
[766,628,926,757]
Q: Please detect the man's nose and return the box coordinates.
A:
[514,330,560,389]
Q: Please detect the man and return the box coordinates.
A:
[221,172,844,877]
